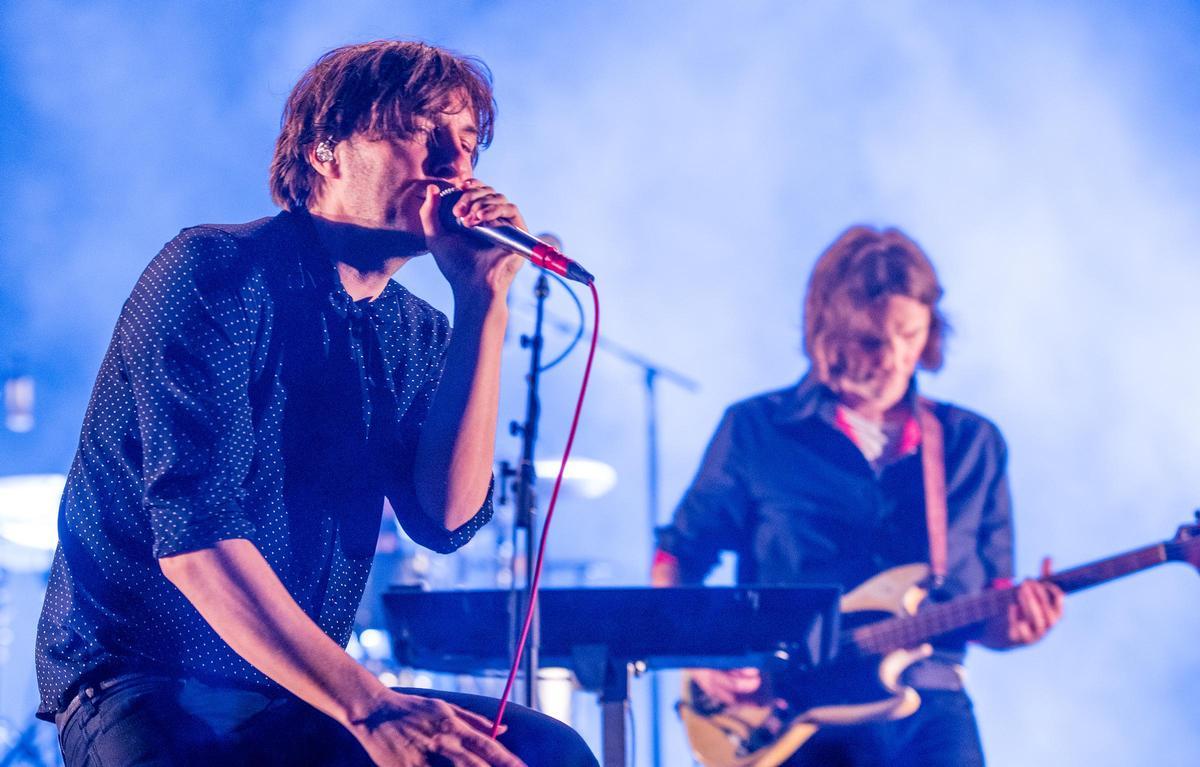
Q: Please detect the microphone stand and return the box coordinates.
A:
[517,300,699,765]
[507,271,551,709]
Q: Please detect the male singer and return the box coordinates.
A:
[36,40,596,767]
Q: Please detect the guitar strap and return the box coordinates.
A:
[916,398,948,590]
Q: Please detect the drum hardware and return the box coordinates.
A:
[0,474,64,767]
[2,373,34,434]
[0,475,62,574]
[531,457,617,500]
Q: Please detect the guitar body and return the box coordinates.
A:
[678,521,1200,767]
[679,563,936,767]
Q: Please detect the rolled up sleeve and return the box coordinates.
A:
[384,310,494,554]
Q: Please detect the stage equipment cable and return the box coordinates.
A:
[491,281,600,738]
[536,272,585,372]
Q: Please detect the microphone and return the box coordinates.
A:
[438,188,594,285]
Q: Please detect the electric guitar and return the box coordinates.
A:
[679,520,1200,767]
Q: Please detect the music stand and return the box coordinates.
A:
[383,585,841,767]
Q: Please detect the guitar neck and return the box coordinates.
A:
[851,541,1171,656]
[1048,542,1168,595]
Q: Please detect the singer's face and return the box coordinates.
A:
[311,96,479,236]
[834,295,931,418]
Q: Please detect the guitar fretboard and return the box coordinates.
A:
[849,542,1174,656]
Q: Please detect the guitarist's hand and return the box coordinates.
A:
[979,556,1065,649]
[689,668,772,708]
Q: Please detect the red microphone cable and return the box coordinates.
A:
[491,281,600,738]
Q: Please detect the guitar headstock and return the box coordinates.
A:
[1167,514,1200,573]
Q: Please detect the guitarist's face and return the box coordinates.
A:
[835,294,931,418]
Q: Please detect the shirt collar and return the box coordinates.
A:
[281,208,401,317]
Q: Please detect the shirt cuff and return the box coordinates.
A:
[150,507,258,558]
[394,476,495,554]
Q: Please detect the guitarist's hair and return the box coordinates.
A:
[803,225,949,386]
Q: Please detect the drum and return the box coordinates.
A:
[0,473,64,573]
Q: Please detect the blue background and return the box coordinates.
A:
[1,1,1198,764]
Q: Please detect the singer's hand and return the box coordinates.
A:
[420,178,524,303]
[348,689,525,767]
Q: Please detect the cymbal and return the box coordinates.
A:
[531,457,617,500]
[0,473,64,572]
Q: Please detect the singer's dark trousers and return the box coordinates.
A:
[56,672,598,766]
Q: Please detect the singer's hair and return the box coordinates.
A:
[269,40,496,211]
[803,225,948,387]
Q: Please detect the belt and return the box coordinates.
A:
[55,673,153,730]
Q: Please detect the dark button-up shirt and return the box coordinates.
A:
[36,210,492,718]
[655,373,1013,679]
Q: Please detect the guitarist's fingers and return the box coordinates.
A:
[690,668,764,706]
[1021,578,1067,642]
[1040,556,1053,578]
[1040,556,1066,622]
[727,668,763,688]
[1016,580,1050,639]
[1007,601,1035,645]
[1041,554,1070,619]
[1044,581,1066,624]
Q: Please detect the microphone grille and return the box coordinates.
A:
[437,187,466,230]
[536,232,564,252]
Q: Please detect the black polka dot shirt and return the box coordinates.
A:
[35,210,493,719]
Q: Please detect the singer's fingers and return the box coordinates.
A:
[451,181,527,230]
[1040,556,1053,578]
[419,183,445,237]
[450,183,497,215]
[456,193,506,223]
[466,202,521,228]
[453,194,498,216]
[440,702,501,736]
[456,196,505,225]
[451,185,499,209]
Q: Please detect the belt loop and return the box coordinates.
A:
[79,684,99,717]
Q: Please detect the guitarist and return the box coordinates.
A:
[652,225,1064,767]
